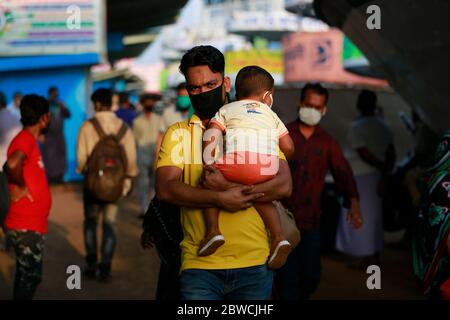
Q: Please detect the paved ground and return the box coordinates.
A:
[0,184,424,300]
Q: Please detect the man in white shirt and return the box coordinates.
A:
[0,91,21,169]
[7,92,22,119]
[160,83,192,133]
[155,83,192,159]
[132,93,162,218]
[336,89,396,267]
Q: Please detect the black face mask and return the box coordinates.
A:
[143,104,154,112]
[188,83,226,120]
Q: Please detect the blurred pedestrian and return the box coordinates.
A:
[336,89,396,267]
[111,91,120,112]
[160,82,192,131]
[388,111,440,249]
[276,83,362,300]
[0,91,21,168]
[3,95,52,300]
[115,92,137,127]
[7,91,22,119]
[156,83,193,157]
[132,93,162,218]
[41,86,70,184]
[76,88,138,282]
[0,91,21,253]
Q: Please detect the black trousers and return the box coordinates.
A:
[156,262,180,300]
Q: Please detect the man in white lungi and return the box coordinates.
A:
[336,89,396,267]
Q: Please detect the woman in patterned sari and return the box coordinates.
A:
[413,130,450,299]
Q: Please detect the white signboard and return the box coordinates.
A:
[0,0,105,56]
[228,11,299,32]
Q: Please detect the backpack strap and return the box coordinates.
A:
[116,122,128,142]
[90,118,106,139]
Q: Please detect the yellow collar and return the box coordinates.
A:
[188,113,205,129]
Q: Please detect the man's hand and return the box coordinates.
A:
[346,198,362,229]
[10,185,34,202]
[217,185,264,212]
[201,165,237,191]
[122,178,133,197]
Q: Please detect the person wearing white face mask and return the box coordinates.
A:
[298,105,325,127]
[276,83,362,300]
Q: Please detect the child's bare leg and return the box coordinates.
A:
[198,207,225,256]
[254,202,284,241]
[254,202,291,269]
[204,207,221,237]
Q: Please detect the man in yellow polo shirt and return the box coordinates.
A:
[156,45,292,300]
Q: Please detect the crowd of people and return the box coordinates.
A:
[0,45,448,300]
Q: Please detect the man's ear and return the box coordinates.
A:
[224,76,231,93]
[322,106,327,116]
[40,113,49,126]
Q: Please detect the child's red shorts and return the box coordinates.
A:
[214,151,279,185]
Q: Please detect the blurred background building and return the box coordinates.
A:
[0,0,448,180]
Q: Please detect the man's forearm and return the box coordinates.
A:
[350,197,359,207]
[251,161,292,202]
[252,178,290,202]
[359,152,384,170]
[4,164,24,186]
[157,180,220,208]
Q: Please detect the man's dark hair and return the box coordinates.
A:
[118,92,130,105]
[357,89,377,114]
[235,66,274,100]
[177,82,187,91]
[48,86,58,95]
[91,88,113,108]
[300,83,329,104]
[20,94,49,126]
[140,92,161,104]
[179,45,225,76]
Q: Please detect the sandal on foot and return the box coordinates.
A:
[268,240,291,269]
[198,234,225,256]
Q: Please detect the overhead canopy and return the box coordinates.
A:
[314,0,450,135]
[107,0,188,34]
[106,0,188,61]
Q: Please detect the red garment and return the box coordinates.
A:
[440,279,450,300]
[214,151,277,185]
[283,121,358,231]
[5,130,52,234]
